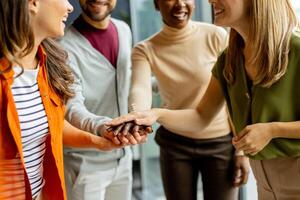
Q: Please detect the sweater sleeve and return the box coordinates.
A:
[65,53,111,136]
[212,26,228,55]
[129,43,153,112]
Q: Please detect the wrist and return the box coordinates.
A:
[155,108,166,124]
[235,150,244,156]
[270,122,280,138]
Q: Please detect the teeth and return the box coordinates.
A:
[214,9,224,15]
[90,1,106,5]
[62,16,68,22]
[173,12,186,20]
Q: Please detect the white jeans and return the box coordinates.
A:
[65,150,132,200]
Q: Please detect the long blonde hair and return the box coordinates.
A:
[224,0,299,87]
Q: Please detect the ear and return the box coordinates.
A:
[28,0,40,14]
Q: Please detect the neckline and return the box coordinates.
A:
[159,20,194,43]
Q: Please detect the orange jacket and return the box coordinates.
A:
[0,46,66,200]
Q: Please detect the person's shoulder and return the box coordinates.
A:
[193,21,226,36]
[111,18,131,32]
[134,28,162,48]
[216,49,227,64]
[60,25,78,43]
[290,28,300,50]
[193,21,228,47]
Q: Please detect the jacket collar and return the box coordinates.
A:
[0,45,47,80]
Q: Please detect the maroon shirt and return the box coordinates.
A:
[74,16,119,67]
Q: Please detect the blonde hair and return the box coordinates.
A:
[224,0,299,87]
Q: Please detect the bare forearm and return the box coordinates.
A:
[63,120,104,149]
[271,121,300,139]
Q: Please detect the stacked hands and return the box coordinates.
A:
[104,119,153,146]
[105,110,251,186]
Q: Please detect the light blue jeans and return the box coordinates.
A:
[64,149,132,200]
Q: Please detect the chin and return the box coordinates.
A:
[53,31,65,38]
[213,20,223,27]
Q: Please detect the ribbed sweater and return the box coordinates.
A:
[130,21,231,139]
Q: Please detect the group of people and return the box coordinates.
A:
[0,0,299,200]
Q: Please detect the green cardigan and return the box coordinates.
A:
[212,31,300,160]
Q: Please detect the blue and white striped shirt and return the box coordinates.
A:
[12,66,49,198]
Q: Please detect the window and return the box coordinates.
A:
[291,0,300,17]
[129,0,212,44]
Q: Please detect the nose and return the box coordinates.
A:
[67,0,74,14]
[176,0,186,7]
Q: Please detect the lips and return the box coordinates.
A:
[172,10,188,21]
[213,7,225,17]
[62,15,68,23]
[87,0,108,6]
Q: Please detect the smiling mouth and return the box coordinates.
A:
[214,8,225,17]
[173,11,188,21]
[62,16,68,24]
[87,0,108,6]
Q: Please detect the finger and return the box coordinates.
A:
[132,125,140,133]
[234,137,250,150]
[138,129,148,136]
[117,133,129,144]
[140,135,148,143]
[122,122,134,136]
[233,168,242,187]
[126,134,137,145]
[113,124,125,136]
[249,151,259,156]
[245,149,258,156]
[232,137,240,145]
[112,136,121,145]
[106,126,114,132]
[237,127,250,140]
[106,116,136,126]
[241,166,249,185]
[132,131,142,143]
[143,126,153,134]
[104,131,121,145]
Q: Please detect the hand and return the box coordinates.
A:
[105,123,151,145]
[130,124,150,143]
[105,109,159,127]
[232,123,274,155]
[233,155,250,187]
[91,134,125,151]
[102,128,124,145]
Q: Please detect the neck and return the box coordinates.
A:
[232,19,250,46]
[82,13,110,29]
[16,44,39,70]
